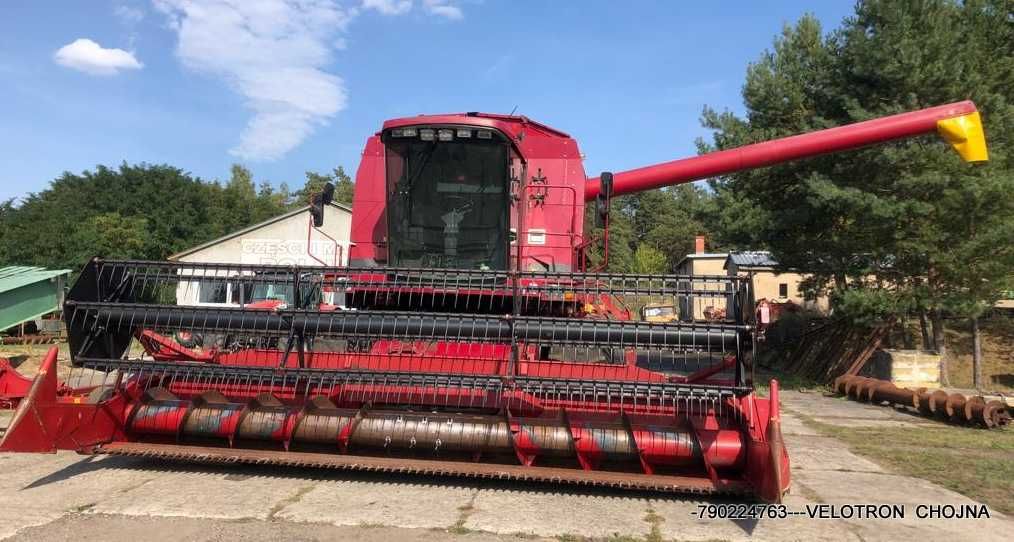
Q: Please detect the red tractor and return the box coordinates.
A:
[0,101,987,503]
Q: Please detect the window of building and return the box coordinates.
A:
[778,283,788,298]
[231,283,254,305]
[198,280,228,304]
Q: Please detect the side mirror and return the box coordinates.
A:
[595,172,613,228]
[310,182,336,227]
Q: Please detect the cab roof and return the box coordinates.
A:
[381,112,571,140]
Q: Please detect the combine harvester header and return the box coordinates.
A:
[0,101,987,503]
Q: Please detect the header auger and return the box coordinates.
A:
[0,101,987,503]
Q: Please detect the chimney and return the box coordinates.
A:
[695,235,706,254]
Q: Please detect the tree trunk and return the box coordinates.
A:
[972,316,982,390]
[931,310,950,386]
[919,310,932,350]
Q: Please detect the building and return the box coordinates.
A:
[0,266,71,333]
[673,237,729,320]
[169,203,352,307]
[724,251,829,313]
[673,237,727,277]
[996,292,1014,312]
[673,237,830,321]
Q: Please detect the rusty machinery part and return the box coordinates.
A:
[126,387,746,471]
[1,335,58,346]
[833,375,1010,429]
[92,443,754,496]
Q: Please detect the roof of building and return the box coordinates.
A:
[725,251,779,269]
[169,202,352,261]
[0,266,71,294]
[681,253,729,259]
[674,252,728,270]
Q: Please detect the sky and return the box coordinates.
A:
[0,0,857,202]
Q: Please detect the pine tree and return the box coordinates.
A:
[703,0,1014,385]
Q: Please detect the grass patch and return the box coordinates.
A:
[799,413,1014,515]
[643,507,663,542]
[446,492,478,535]
[71,502,96,513]
[266,485,315,520]
[602,536,640,542]
[754,371,828,396]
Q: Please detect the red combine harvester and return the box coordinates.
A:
[0,101,987,503]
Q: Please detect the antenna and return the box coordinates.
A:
[509,105,518,116]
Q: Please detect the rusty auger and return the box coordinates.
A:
[834,375,1011,428]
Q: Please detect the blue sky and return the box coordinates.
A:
[0,1,856,202]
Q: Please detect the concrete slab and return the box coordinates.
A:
[650,494,855,542]
[781,391,938,429]
[1,391,1012,541]
[779,413,820,436]
[0,454,155,540]
[795,468,1014,542]
[782,432,884,473]
[88,468,310,521]
[276,479,475,530]
[778,437,884,474]
[806,417,930,429]
[466,488,650,538]
[6,513,547,542]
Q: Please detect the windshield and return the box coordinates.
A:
[385,131,509,270]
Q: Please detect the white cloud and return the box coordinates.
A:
[362,0,411,15]
[153,0,466,160]
[153,0,353,161]
[115,4,146,25]
[363,0,463,20]
[423,0,463,20]
[53,38,143,76]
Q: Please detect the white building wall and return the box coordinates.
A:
[177,205,351,267]
[171,205,351,307]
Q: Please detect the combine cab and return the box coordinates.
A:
[0,101,987,503]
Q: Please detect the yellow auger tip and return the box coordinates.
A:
[937,111,989,162]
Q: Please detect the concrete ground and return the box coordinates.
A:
[1,393,1013,542]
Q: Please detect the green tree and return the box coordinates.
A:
[582,198,635,272]
[702,1,1014,385]
[632,244,668,274]
[581,185,718,273]
[0,162,291,269]
[333,166,355,205]
[296,166,355,208]
[637,185,717,268]
[71,212,149,261]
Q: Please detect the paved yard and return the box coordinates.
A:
[1,392,1012,541]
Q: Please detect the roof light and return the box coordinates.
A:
[477,130,493,139]
[419,128,435,141]
[391,129,404,137]
[438,129,454,141]
[401,127,417,137]
[456,128,472,138]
